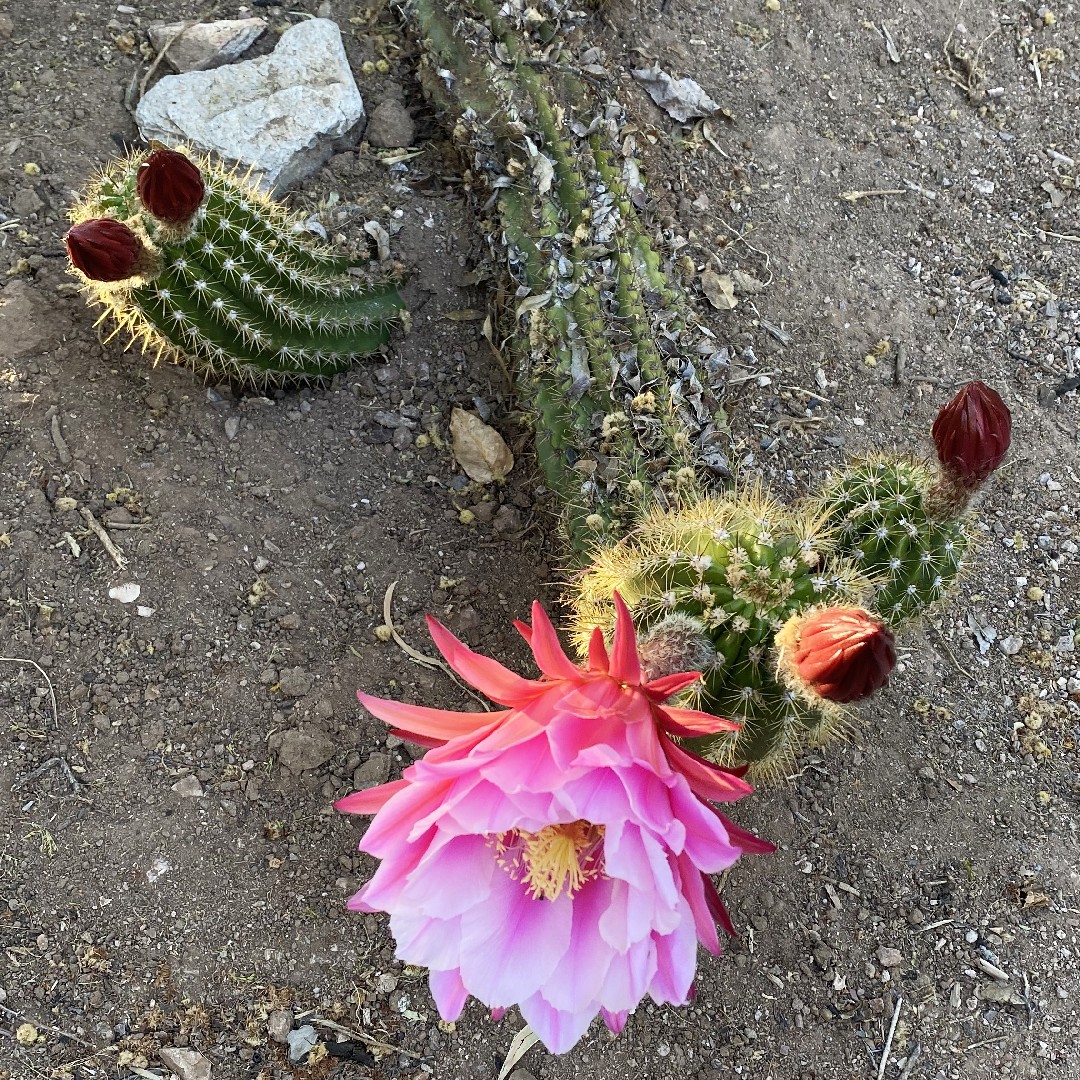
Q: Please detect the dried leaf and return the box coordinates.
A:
[631,65,720,123]
[701,270,737,310]
[450,408,514,483]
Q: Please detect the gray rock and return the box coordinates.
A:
[0,280,61,360]
[275,727,336,773]
[171,775,204,798]
[12,187,44,217]
[276,666,313,698]
[286,1024,318,1063]
[159,1047,212,1080]
[267,1008,293,1043]
[876,946,902,968]
[365,99,414,149]
[352,752,390,791]
[148,18,267,73]
[136,19,365,192]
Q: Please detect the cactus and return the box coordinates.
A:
[410,2,1011,775]
[65,146,404,389]
[411,0,731,558]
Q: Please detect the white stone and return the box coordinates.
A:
[159,1047,211,1080]
[148,18,267,73]
[136,19,365,192]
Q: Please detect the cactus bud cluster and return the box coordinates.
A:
[65,145,404,388]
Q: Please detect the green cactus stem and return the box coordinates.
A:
[67,148,404,389]
[411,0,731,558]
[814,457,969,626]
[570,490,878,777]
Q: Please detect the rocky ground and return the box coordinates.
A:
[1,1,1079,1079]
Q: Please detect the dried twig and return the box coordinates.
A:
[12,756,81,792]
[305,1016,425,1060]
[79,506,127,568]
[45,407,72,465]
[0,655,59,729]
[840,188,908,202]
[877,994,903,1080]
[897,1044,922,1080]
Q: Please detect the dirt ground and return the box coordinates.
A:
[2,0,1079,1078]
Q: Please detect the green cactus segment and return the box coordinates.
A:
[69,152,403,388]
[817,458,969,626]
[571,494,871,776]
[411,0,731,558]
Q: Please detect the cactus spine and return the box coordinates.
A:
[67,147,404,389]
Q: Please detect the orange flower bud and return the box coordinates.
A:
[782,607,896,704]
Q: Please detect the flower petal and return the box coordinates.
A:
[358,690,506,741]
[335,778,409,815]
[645,670,702,701]
[658,705,741,738]
[524,601,582,680]
[587,626,610,673]
[663,737,753,803]
[428,968,469,1022]
[608,592,643,685]
[519,993,595,1055]
[426,616,545,705]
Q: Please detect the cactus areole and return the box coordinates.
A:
[65,146,404,388]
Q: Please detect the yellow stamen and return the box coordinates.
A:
[497,821,605,901]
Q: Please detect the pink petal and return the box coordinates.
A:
[358,691,506,741]
[645,671,701,701]
[659,705,741,737]
[490,1006,507,1023]
[428,968,469,1022]
[607,592,643,685]
[334,778,409,815]
[708,806,776,856]
[426,616,545,706]
[673,853,720,955]
[601,1008,628,1035]
[519,993,595,1055]
[389,728,443,749]
[587,626,610,673]
[457,867,573,1006]
[524,601,582,681]
[663,738,753,803]
[535,877,611,1014]
[701,872,737,937]
[648,901,697,1005]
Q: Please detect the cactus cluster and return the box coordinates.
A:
[410,0,1014,776]
[65,146,404,388]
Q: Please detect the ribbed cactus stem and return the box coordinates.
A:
[410,0,730,558]
[67,149,403,388]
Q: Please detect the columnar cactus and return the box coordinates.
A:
[65,146,404,388]
[410,0,1012,775]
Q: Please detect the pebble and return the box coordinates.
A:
[267,1008,293,1043]
[159,1047,212,1080]
[876,946,902,968]
[276,666,313,697]
[286,1024,319,1063]
[171,775,205,798]
[274,727,337,773]
[365,99,415,148]
[352,752,390,791]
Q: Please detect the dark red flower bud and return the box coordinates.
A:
[932,381,1012,488]
[65,218,144,282]
[783,607,896,704]
[136,147,205,224]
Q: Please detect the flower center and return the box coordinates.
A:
[495,821,606,901]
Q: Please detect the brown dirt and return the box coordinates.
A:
[1,1,1079,1079]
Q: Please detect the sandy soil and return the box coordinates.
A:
[1,1,1079,1079]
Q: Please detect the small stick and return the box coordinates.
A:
[103,519,155,531]
[46,408,72,465]
[841,189,908,202]
[12,756,82,792]
[303,1015,425,1060]
[79,507,127,568]
[894,343,906,386]
[1022,969,1034,1028]
[0,656,59,729]
[877,994,903,1080]
[976,956,1009,982]
[897,1044,922,1080]
[60,532,82,558]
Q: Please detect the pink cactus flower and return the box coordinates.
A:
[337,595,771,1053]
